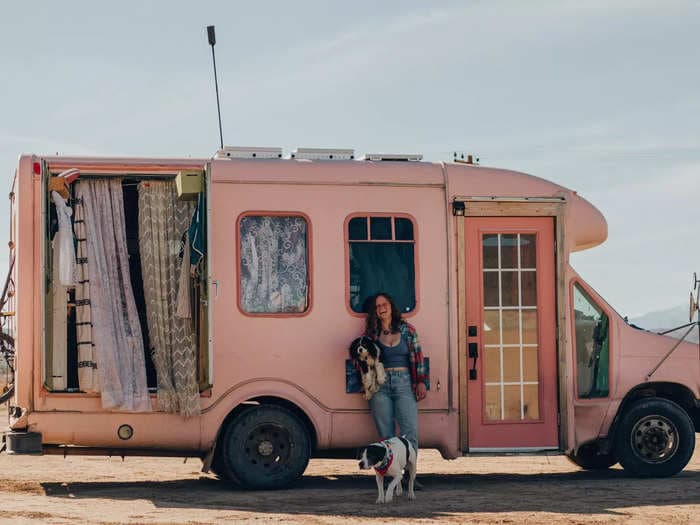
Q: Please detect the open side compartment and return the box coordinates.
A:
[42,168,210,415]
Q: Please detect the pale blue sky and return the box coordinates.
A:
[1,1,699,317]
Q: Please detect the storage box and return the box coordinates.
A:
[176,170,202,200]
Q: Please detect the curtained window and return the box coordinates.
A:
[239,215,309,314]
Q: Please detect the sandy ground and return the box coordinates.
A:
[0,436,698,525]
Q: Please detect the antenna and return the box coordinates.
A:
[207,25,224,150]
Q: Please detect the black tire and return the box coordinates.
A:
[614,397,695,478]
[217,404,311,489]
[567,443,617,470]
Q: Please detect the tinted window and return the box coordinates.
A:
[348,216,416,313]
[573,284,609,398]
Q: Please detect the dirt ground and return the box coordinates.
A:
[0,437,698,525]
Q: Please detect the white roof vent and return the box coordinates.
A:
[215,146,283,159]
[291,148,354,160]
[362,153,423,162]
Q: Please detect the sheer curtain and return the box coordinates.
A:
[77,179,150,412]
[138,181,200,417]
[239,215,308,313]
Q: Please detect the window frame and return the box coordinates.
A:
[236,210,313,318]
[570,278,613,402]
[344,212,420,318]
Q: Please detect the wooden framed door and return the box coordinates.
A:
[465,217,558,450]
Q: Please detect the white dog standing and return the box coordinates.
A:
[358,436,417,503]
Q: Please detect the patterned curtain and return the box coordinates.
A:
[240,215,308,313]
[77,180,150,411]
[138,181,200,417]
[73,192,98,393]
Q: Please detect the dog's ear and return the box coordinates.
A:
[358,360,369,374]
[365,444,386,465]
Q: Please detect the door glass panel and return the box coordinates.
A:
[500,234,518,268]
[522,310,538,344]
[480,232,542,422]
[501,271,519,307]
[501,310,519,344]
[484,348,500,382]
[483,234,499,268]
[485,385,501,420]
[523,346,539,382]
[520,234,536,268]
[483,310,500,345]
[502,348,520,382]
[521,271,537,306]
[503,385,521,420]
[483,272,500,306]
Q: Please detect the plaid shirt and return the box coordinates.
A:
[368,321,429,394]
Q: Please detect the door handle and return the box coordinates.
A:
[468,342,478,380]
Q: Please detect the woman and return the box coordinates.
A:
[365,292,429,455]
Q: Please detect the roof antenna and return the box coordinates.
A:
[207,25,224,150]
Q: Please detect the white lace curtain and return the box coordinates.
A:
[138,181,200,417]
[77,179,150,412]
[240,215,308,313]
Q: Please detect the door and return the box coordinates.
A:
[465,217,558,450]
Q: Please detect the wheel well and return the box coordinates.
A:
[610,383,699,442]
[216,396,319,453]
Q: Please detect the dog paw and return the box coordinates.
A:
[408,491,416,501]
[375,497,384,504]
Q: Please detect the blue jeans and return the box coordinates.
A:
[368,370,418,452]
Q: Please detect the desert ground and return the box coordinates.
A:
[0,436,698,525]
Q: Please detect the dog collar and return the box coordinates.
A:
[373,442,393,476]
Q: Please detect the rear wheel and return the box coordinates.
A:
[614,397,695,478]
[217,404,311,489]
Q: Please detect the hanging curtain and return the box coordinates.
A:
[138,181,200,417]
[73,191,98,393]
[240,215,308,313]
[77,179,151,412]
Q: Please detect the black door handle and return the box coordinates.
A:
[468,342,478,380]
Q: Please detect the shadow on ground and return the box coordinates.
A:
[39,470,700,519]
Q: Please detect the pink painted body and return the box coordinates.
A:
[7,153,699,465]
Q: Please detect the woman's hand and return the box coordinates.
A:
[415,383,427,402]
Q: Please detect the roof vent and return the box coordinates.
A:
[362,153,423,162]
[215,146,283,159]
[291,148,354,160]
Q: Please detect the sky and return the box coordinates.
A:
[1,0,699,318]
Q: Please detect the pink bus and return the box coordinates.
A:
[2,148,698,488]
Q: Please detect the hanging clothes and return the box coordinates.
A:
[72,193,98,393]
[138,181,200,417]
[77,179,150,412]
[50,191,77,286]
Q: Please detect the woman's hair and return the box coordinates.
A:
[365,292,402,336]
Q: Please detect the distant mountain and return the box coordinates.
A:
[629,304,699,343]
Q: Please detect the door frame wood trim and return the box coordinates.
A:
[455,198,567,452]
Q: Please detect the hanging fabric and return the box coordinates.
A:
[72,193,98,393]
[51,191,77,286]
[138,181,200,417]
[77,179,150,412]
[50,238,67,390]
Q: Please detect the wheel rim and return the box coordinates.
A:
[630,414,678,464]
[243,423,293,474]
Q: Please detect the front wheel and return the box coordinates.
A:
[614,397,695,477]
[567,443,617,470]
[217,404,311,489]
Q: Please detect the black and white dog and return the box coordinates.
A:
[359,436,417,503]
[349,336,387,400]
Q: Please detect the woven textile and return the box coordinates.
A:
[138,181,200,417]
[77,179,151,412]
[73,189,98,393]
